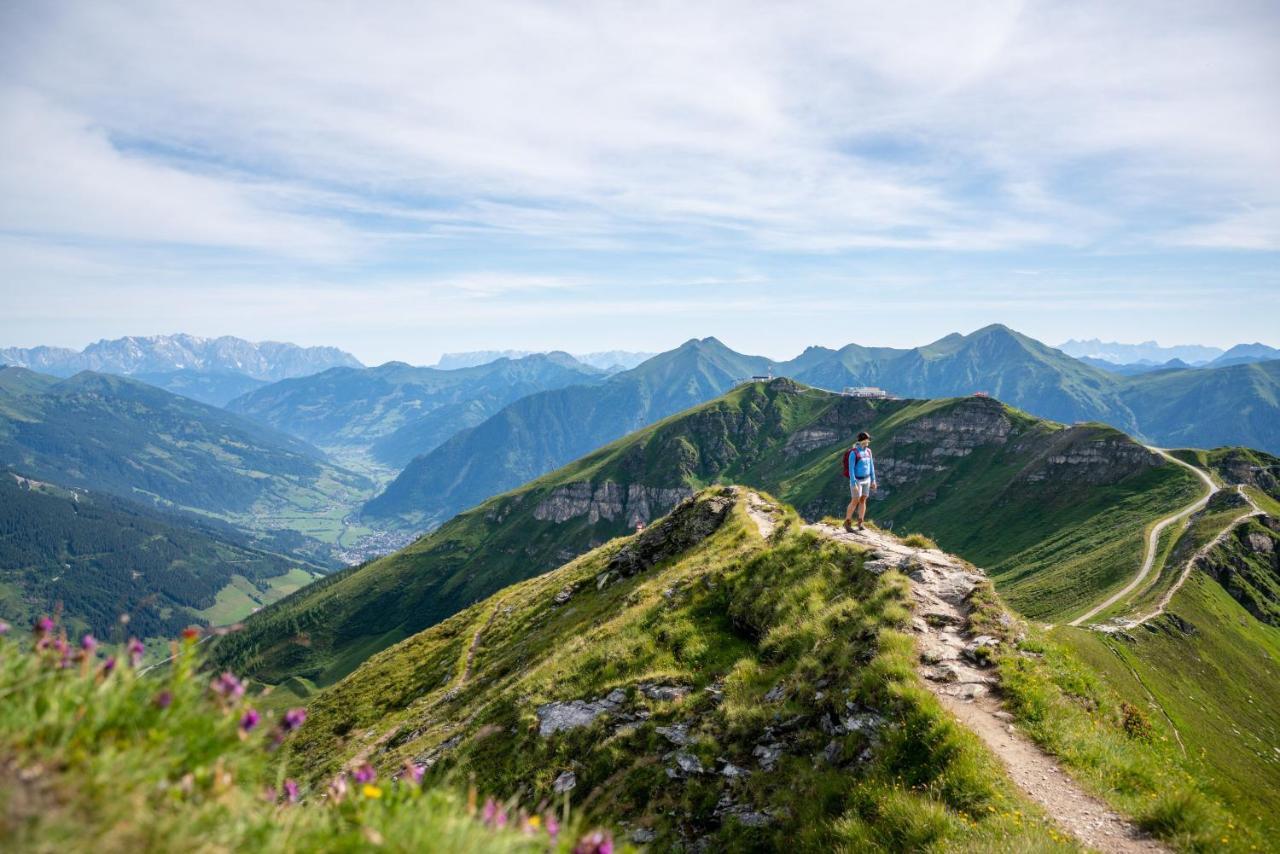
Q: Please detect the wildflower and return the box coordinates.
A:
[328,773,349,802]
[353,762,376,784]
[240,708,261,732]
[35,616,55,635]
[482,797,510,828]
[402,762,425,784]
[100,656,117,676]
[282,707,307,731]
[153,690,173,709]
[545,814,561,841]
[127,637,145,667]
[362,784,383,799]
[263,785,278,803]
[181,626,201,642]
[80,634,98,653]
[283,778,300,804]
[211,671,245,700]
[526,814,542,831]
[573,831,614,854]
[0,620,10,635]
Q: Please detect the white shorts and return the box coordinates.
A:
[850,478,873,499]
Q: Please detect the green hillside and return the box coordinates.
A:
[289,489,1256,850]
[0,367,373,560]
[227,354,604,465]
[0,472,324,641]
[211,380,1198,695]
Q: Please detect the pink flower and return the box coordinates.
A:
[34,616,54,635]
[153,690,173,709]
[283,778,300,804]
[403,762,425,784]
[100,656,117,676]
[573,831,614,854]
[0,620,10,635]
[240,708,261,732]
[126,637,145,667]
[545,814,561,841]
[328,774,349,802]
[353,762,376,784]
[211,671,245,700]
[80,634,98,655]
[282,708,307,731]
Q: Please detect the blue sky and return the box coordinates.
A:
[1,1,1277,364]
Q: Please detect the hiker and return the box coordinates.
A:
[843,431,877,532]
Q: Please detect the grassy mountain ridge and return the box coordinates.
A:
[0,472,322,640]
[211,380,1198,696]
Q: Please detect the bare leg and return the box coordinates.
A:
[857,495,868,528]
[844,486,857,531]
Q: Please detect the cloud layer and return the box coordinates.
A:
[1,1,1277,359]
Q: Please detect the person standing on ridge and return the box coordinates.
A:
[843,431,877,532]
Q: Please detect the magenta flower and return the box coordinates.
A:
[34,616,55,635]
[100,656,117,676]
[403,762,425,784]
[126,637,145,667]
[353,762,376,784]
[328,773,349,802]
[545,813,560,841]
[211,671,245,700]
[573,831,614,854]
[0,620,10,635]
[283,778,300,804]
[153,690,173,709]
[282,707,307,731]
[240,708,261,732]
[81,634,98,653]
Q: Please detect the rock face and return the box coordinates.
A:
[532,481,694,526]
[603,489,736,579]
[535,688,628,736]
[1198,516,1280,626]
[1022,432,1161,484]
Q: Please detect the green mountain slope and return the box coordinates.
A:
[227,354,604,465]
[212,380,1198,695]
[131,369,269,406]
[0,472,322,640]
[361,338,773,528]
[0,367,372,558]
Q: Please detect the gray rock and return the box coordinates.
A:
[841,712,884,735]
[655,724,691,746]
[822,739,842,764]
[763,683,786,702]
[672,752,704,775]
[753,743,783,770]
[552,771,577,793]
[642,683,691,702]
[536,689,627,736]
[720,761,749,778]
[630,828,657,843]
[552,585,576,605]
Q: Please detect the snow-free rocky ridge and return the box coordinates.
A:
[739,494,1170,853]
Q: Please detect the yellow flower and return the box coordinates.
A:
[362,785,383,799]
[528,815,542,828]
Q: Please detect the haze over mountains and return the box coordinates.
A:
[435,349,655,371]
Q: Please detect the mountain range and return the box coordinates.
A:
[225,353,607,466]
[435,349,656,371]
[361,326,1280,530]
[0,334,362,381]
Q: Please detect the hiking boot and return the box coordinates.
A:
[857,522,866,531]
[843,520,853,533]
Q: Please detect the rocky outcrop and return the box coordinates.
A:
[1197,516,1280,626]
[893,399,1013,453]
[1022,432,1161,484]
[532,481,693,526]
[603,489,736,579]
[536,688,629,736]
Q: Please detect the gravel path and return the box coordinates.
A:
[736,490,1170,853]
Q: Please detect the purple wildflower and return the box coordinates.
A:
[240,708,261,732]
[353,762,376,784]
[573,831,614,854]
[403,761,425,784]
[211,671,245,700]
[153,689,173,709]
[81,634,98,653]
[545,813,561,841]
[282,707,307,731]
[100,656,117,676]
[35,616,55,635]
[0,620,10,635]
[283,778,300,804]
[126,637,145,667]
[482,798,499,825]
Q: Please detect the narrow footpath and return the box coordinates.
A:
[741,492,1167,853]
[1069,449,1216,628]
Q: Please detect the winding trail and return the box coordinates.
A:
[743,491,1167,852]
[1068,449,1216,628]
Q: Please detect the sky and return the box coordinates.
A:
[1,1,1277,365]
